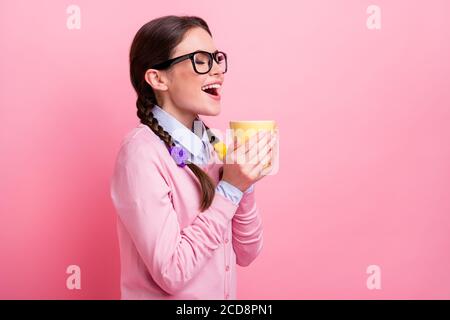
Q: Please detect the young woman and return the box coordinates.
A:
[110,15,276,300]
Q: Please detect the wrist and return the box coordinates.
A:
[217,180,244,205]
[220,178,246,193]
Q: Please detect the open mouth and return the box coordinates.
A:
[203,87,218,96]
[201,83,221,97]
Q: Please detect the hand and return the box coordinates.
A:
[221,130,277,192]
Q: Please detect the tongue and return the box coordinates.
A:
[204,88,216,96]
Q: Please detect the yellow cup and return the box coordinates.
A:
[229,120,278,169]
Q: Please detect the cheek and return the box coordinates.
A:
[172,81,201,103]
[171,69,205,103]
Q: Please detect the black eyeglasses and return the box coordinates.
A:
[151,50,228,74]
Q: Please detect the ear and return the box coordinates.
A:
[145,69,169,91]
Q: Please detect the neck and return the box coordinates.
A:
[160,103,197,131]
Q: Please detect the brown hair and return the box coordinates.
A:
[129,15,222,211]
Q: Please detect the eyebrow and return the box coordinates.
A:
[170,49,220,60]
[193,49,219,53]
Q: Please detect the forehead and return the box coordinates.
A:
[172,27,217,56]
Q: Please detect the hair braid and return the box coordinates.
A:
[136,95,216,211]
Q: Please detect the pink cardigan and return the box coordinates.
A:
[110,123,263,299]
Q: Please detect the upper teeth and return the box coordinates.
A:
[201,83,221,91]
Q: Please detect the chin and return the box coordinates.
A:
[200,104,221,116]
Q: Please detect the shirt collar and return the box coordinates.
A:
[151,104,210,159]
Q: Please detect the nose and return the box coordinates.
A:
[209,58,224,75]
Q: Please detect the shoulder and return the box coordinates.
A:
[115,123,168,169]
[110,124,172,205]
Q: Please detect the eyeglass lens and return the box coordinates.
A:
[193,52,227,74]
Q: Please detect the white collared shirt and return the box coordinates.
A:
[151,104,253,204]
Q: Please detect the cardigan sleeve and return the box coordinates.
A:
[231,186,264,267]
[110,139,239,295]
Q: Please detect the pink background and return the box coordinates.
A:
[1,0,449,299]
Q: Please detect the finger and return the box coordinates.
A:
[257,131,278,175]
[229,131,272,164]
[228,134,246,155]
[246,130,271,156]
[226,137,249,165]
[249,144,273,177]
[247,136,274,167]
[248,134,276,166]
[259,159,274,176]
[229,133,258,164]
[230,130,270,155]
[243,132,270,166]
[246,134,259,165]
[258,145,273,168]
[226,135,246,163]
